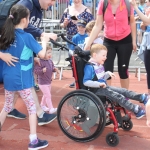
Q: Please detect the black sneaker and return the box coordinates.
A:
[69,82,75,88]
[38,113,57,126]
[28,138,48,150]
[7,109,26,119]
[34,84,40,91]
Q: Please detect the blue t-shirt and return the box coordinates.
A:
[0,60,3,83]
[70,33,88,50]
[146,25,150,32]
[1,29,42,91]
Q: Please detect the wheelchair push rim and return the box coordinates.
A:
[57,89,106,143]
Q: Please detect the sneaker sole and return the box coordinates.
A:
[136,114,145,119]
[38,116,57,126]
[28,143,48,150]
[7,115,26,119]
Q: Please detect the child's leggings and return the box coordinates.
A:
[39,84,54,109]
[4,88,36,115]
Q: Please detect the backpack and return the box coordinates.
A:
[102,0,131,24]
[0,0,33,34]
[0,0,20,33]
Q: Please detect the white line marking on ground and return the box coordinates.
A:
[134,125,148,128]
[55,84,69,93]
[87,145,95,150]
[6,124,18,131]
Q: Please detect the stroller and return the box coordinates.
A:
[50,34,133,147]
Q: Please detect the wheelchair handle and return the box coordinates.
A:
[50,39,69,51]
[57,33,77,46]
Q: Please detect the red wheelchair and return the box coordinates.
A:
[50,34,133,147]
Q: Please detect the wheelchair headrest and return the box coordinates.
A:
[74,46,90,57]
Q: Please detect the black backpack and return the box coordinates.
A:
[102,0,131,24]
[0,0,20,33]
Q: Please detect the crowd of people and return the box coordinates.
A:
[0,0,150,149]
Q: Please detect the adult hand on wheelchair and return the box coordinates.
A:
[107,71,116,79]
[100,82,107,88]
[84,43,91,51]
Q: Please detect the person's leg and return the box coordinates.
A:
[109,86,146,103]
[39,84,53,109]
[95,87,145,119]
[144,49,150,94]
[146,100,150,127]
[31,88,44,117]
[117,43,132,89]
[38,85,47,106]
[0,90,15,126]
[31,88,57,126]
[19,88,48,149]
[7,92,27,119]
[19,88,37,136]
[103,43,117,86]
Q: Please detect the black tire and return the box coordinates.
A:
[57,89,106,142]
[122,120,133,131]
[106,132,119,147]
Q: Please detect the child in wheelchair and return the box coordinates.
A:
[83,44,149,119]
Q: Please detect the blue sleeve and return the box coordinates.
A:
[17,0,43,38]
[26,33,42,54]
[70,36,76,50]
[83,65,94,83]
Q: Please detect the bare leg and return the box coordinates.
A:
[29,114,37,134]
[148,89,150,94]
[146,100,150,127]
[120,78,129,89]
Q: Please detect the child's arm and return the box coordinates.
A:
[34,63,44,76]
[83,65,106,88]
[104,71,116,80]
[38,36,50,59]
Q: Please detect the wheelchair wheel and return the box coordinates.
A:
[122,120,133,131]
[57,89,106,142]
[106,132,119,147]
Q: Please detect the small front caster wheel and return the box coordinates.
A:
[106,132,119,147]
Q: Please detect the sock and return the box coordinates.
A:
[38,112,44,118]
[134,105,139,113]
[29,134,37,142]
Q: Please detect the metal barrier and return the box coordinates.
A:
[45,1,98,20]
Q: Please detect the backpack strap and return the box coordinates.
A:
[124,0,131,24]
[102,0,108,18]
[29,0,33,13]
[102,0,131,24]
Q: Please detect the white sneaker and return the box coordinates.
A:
[41,105,49,112]
[49,108,57,114]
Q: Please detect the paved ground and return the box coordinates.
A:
[0,71,150,150]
